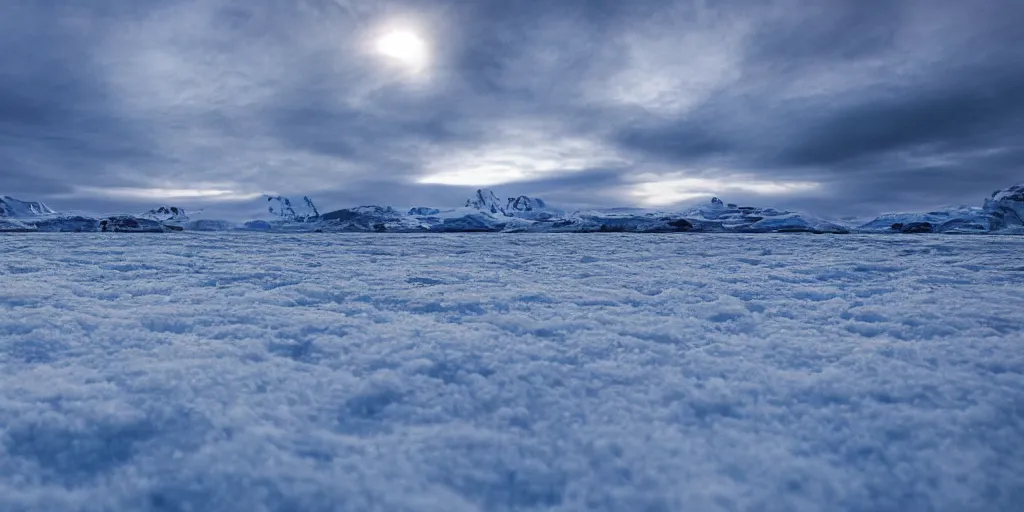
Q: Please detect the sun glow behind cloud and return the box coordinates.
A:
[629,175,821,206]
[416,130,627,187]
[67,187,264,201]
[375,28,429,72]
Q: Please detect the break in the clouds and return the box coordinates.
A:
[1,0,1022,216]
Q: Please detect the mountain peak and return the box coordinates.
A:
[983,183,1024,225]
[0,196,56,218]
[265,195,320,222]
[506,195,547,213]
[465,189,557,219]
[141,206,189,222]
[466,189,504,214]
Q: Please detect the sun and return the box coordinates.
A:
[375,29,428,71]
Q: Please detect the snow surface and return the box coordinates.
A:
[1,234,1023,512]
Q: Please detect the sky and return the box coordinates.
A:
[2,0,1022,218]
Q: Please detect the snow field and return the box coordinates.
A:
[1,233,1023,511]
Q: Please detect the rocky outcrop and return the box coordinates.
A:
[550,212,696,233]
[141,206,188,222]
[99,216,167,233]
[266,195,320,222]
[242,220,273,231]
[409,207,441,216]
[898,222,934,234]
[506,195,546,213]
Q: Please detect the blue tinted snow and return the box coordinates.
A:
[1,233,1022,511]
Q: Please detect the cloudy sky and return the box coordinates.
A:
[2,0,1022,218]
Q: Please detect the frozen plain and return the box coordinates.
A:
[1,233,1022,512]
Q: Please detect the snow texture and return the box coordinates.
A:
[1,234,1023,512]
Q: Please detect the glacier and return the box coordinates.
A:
[0,233,1022,511]
[3,183,1022,235]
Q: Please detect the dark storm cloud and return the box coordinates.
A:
[604,0,1024,213]
[0,1,165,192]
[776,72,1024,168]
[266,90,471,160]
[743,0,905,67]
[612,114,735,163]
[1,0,1022,216]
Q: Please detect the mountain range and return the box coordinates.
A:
[2,183,1022,234]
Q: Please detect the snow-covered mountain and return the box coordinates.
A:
[0,197,184,233]
[464,189,563,220]
[141,206,189,223]
[984,183,1024,226]
[2,183,1022,234]
[0,196,102,232]
[0,196,56,217]
[265,195,319,222]
[465,189,505,215]
[858,182,1024,234]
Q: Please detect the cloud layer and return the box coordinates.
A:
[2,0,1022,216]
